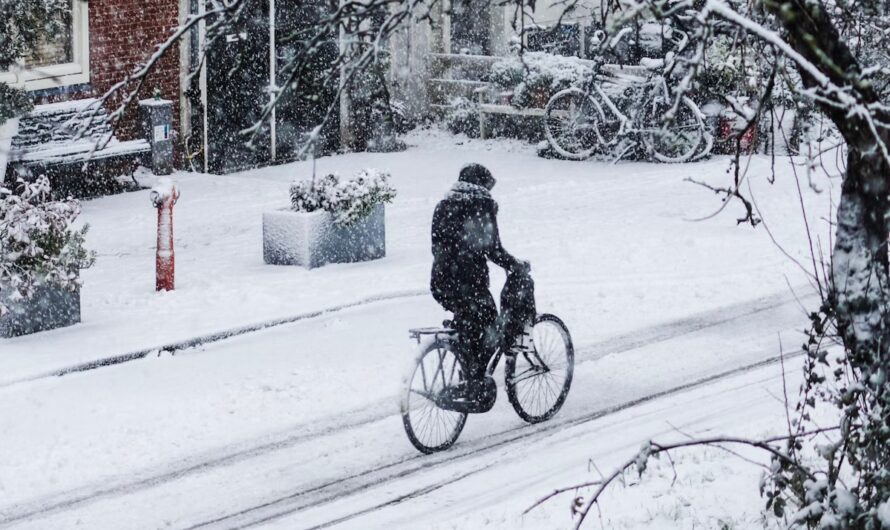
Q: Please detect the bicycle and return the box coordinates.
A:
[401,311,574,454]
[544,30,712,163]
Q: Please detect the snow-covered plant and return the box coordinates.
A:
[445,96,479,137]
[489,52,591,108]
[289,169,396,226]
[0,176,95,315]
[746,298,890,530]
[695,35,758,105]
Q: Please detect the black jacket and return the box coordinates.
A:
[430,182,519,306]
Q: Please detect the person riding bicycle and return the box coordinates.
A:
[430,163,529,404]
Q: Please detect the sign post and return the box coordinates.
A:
[139,96,174,175]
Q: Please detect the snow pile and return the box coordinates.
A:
[405,125,537,154]
[149,177,177,206]
[290,168,396,225]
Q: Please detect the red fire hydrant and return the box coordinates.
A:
[150,178,180,291]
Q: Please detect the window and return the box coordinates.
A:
[0,0,90,90]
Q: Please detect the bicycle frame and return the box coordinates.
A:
[409,320,552,386]
[584,71,674,140]
[485,326,550,379]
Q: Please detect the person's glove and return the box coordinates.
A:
[514,260,531,274]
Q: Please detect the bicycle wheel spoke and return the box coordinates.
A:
[448,355,458,383]
[419,360,429,392]
[436,350,447,389]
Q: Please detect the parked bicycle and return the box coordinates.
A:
[544,29,712,163]
[401,311,574,454]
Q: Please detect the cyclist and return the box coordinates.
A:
[430,163,528,405]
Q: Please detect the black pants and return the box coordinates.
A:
[434,285,498,381]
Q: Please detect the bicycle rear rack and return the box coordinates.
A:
[408,326,457,343]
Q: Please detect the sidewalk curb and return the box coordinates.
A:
[1,289,429,389]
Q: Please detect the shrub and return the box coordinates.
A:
[289,169,396,226]
[445,96,480,137]
[0,176,95,315]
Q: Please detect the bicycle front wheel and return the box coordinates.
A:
[401,338,468,454]
[505,314,574,423]
[544,88,606,160]
[640,96,705,163]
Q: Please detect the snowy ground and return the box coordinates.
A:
[2,290,809,529]
[0,128,837,528]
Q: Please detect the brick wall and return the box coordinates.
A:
[32,0,183,154]
[88,0,182,143]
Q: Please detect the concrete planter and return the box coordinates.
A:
[263,203,386,268]
[0,283,81,338]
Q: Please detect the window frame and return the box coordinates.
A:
[0,0,90,91]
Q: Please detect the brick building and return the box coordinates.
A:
[3,0,343,175]
[2,0,183,152]
[87,0,183,141]
[3,0,599,176]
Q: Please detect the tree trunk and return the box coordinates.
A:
[764,0,890,358]
[831,148,890,356]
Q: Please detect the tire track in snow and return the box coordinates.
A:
[190,354,799,530]
[0,289,813,528]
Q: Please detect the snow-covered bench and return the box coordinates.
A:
[6,98,151,192]
[475,86,547,139]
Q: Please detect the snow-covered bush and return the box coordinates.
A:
[696,36,759,106]
[445,96,479,137]
[0,176,95,315]
[489,52,591,108]
[289,169,396,226]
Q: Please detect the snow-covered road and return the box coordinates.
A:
[1,130,837,529]
[1,129,834,386]
[1,286,811,529]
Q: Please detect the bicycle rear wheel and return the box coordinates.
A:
[401,338,468,454]
[505,314,574,423]
[544,88,606,160]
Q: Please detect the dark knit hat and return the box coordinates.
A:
[458,163,496,189]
